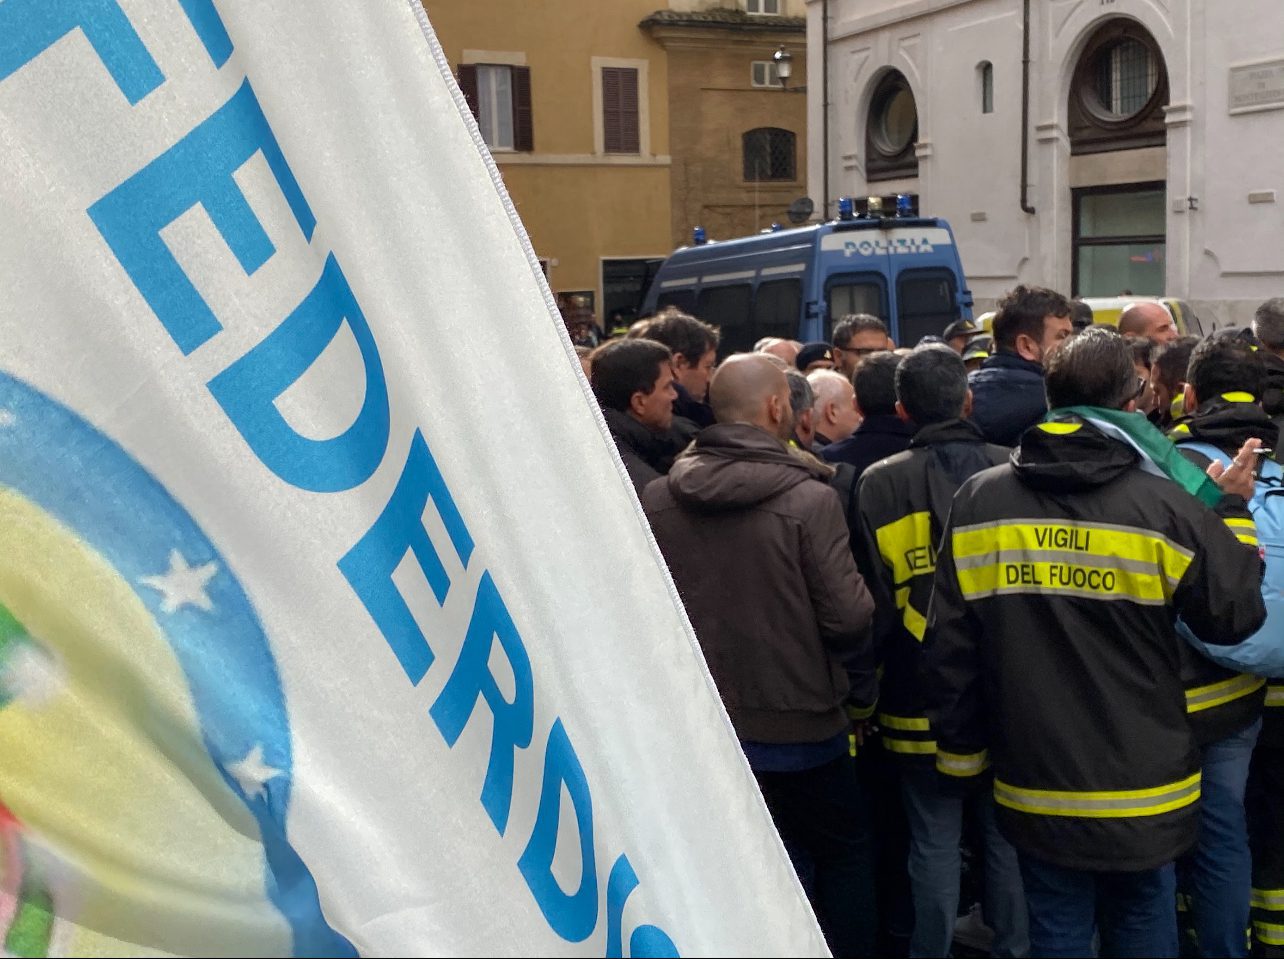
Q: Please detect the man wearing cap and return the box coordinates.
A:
[962,335,992,373]
[797,343,836,374]
[944,318,980,354]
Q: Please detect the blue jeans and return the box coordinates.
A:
[901,766,1029,957]
[1019,855,1177,958]
[1180,717,1261,958]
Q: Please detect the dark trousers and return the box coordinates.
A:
[755,752,877,957]
[1248,741,1284,957]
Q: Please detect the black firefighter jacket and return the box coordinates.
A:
[922,415,1267,872]
[855,418,1007,761]
[1170,396,1278,745]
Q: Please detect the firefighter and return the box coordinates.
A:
[855,345,1023,958]
[922,328,1266,958]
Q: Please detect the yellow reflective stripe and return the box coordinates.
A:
[1268,684,1284,708]
[1186,674,1267,713]
[1255,921,1284,946]
[937,749,990,778]
[903,601,927,641]
[993,772,1200,818]
[1039,422,1082,435]
[956,560,1171,604]
[875,510,935,585]
[883,738,937,755]
[878,713,930,731]
[1225,516,1259,546]
[1171,422,1192,435]
[1252,888,1284,911]
[1223,391,1257,403]
[846,702,875,722]
[952,520,1193,604]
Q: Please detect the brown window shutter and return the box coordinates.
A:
[602,67,640,154]
[602,67,622,152]
[619,68,640,153]
[457,64,479,122]
[511,65,533,152]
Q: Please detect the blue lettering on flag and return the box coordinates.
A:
[0,0,164,104]
[88,80,316,355]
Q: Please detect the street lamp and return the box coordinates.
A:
[772,45,793,88]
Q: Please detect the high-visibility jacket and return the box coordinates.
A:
[855,418,1006,762]
[1169,396,1277,743]
[923,416,1267,872]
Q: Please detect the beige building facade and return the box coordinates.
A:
[428,0,811,327]
[426,0,674,328]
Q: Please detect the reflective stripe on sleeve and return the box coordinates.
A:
[936,749,989,778]
[1185,673,1267,713]
[1255,921,1284,946]
[1224,516,1259,547]
[993,772,1201,819]
[1252,889,1284,911]
[1268,684,1284,708]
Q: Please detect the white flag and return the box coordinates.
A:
[0,1,827,955]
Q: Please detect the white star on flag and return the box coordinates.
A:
[140,549,218,614]
[0,409,16,427]
[228,744,283,801]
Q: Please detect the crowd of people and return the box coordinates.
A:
[580,289,1284,959]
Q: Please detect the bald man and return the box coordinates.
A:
[1119,301,1178,345]
[755,336,803,367]
[808,369,862,448]
[641,353,877,955]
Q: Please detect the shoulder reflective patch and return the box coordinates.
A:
[1186,673,1267,713]
[1038,422,1082,435]
[951,519,1195,604]
[875,511,935,585]
[1224,515,1259,547]
[993,772,1201,818]
[1222,392,1257,403]
[936,749,989,778]
[1172,422,1192,435]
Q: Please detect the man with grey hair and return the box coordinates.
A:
[642,353,878,956]
[1253,297,1284,454]
[855,346,1022,959]
[755,336,803,367]
[809,369,862,449]
[784,369,818,451]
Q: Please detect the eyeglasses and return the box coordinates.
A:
[833,344,885,358]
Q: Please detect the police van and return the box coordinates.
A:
[639,194,974,355]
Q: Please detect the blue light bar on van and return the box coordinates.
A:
[896,193,917,217]
[693,226,707,245]
[837,196,855,221]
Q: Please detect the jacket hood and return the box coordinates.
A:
[1012,416,1140,493]
[1169,396,1280,453]
[666,422,831,511]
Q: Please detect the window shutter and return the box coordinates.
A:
[511,65,533,151]
[618,68,640,153]
[457,64,480,122]
[602,67,622,152]
[602,67,640,154]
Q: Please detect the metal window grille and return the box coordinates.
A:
[743,128,796,181]
[1096,40,1156,116]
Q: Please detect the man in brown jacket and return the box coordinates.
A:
[641,353,877,957]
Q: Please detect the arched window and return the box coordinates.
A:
[866,70,918,181]
[1069,19,1168,154]
[743,127,796,181]
[979,61,994,114]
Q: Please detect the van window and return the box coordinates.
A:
[752,279,802,344]
[897,269,958,347]
[656,289,696,314]
[697,284,754,355]
[826,276,887,338]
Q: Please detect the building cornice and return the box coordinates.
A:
[824,0,981,41]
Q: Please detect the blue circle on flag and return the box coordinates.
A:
[0,370,353,957]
